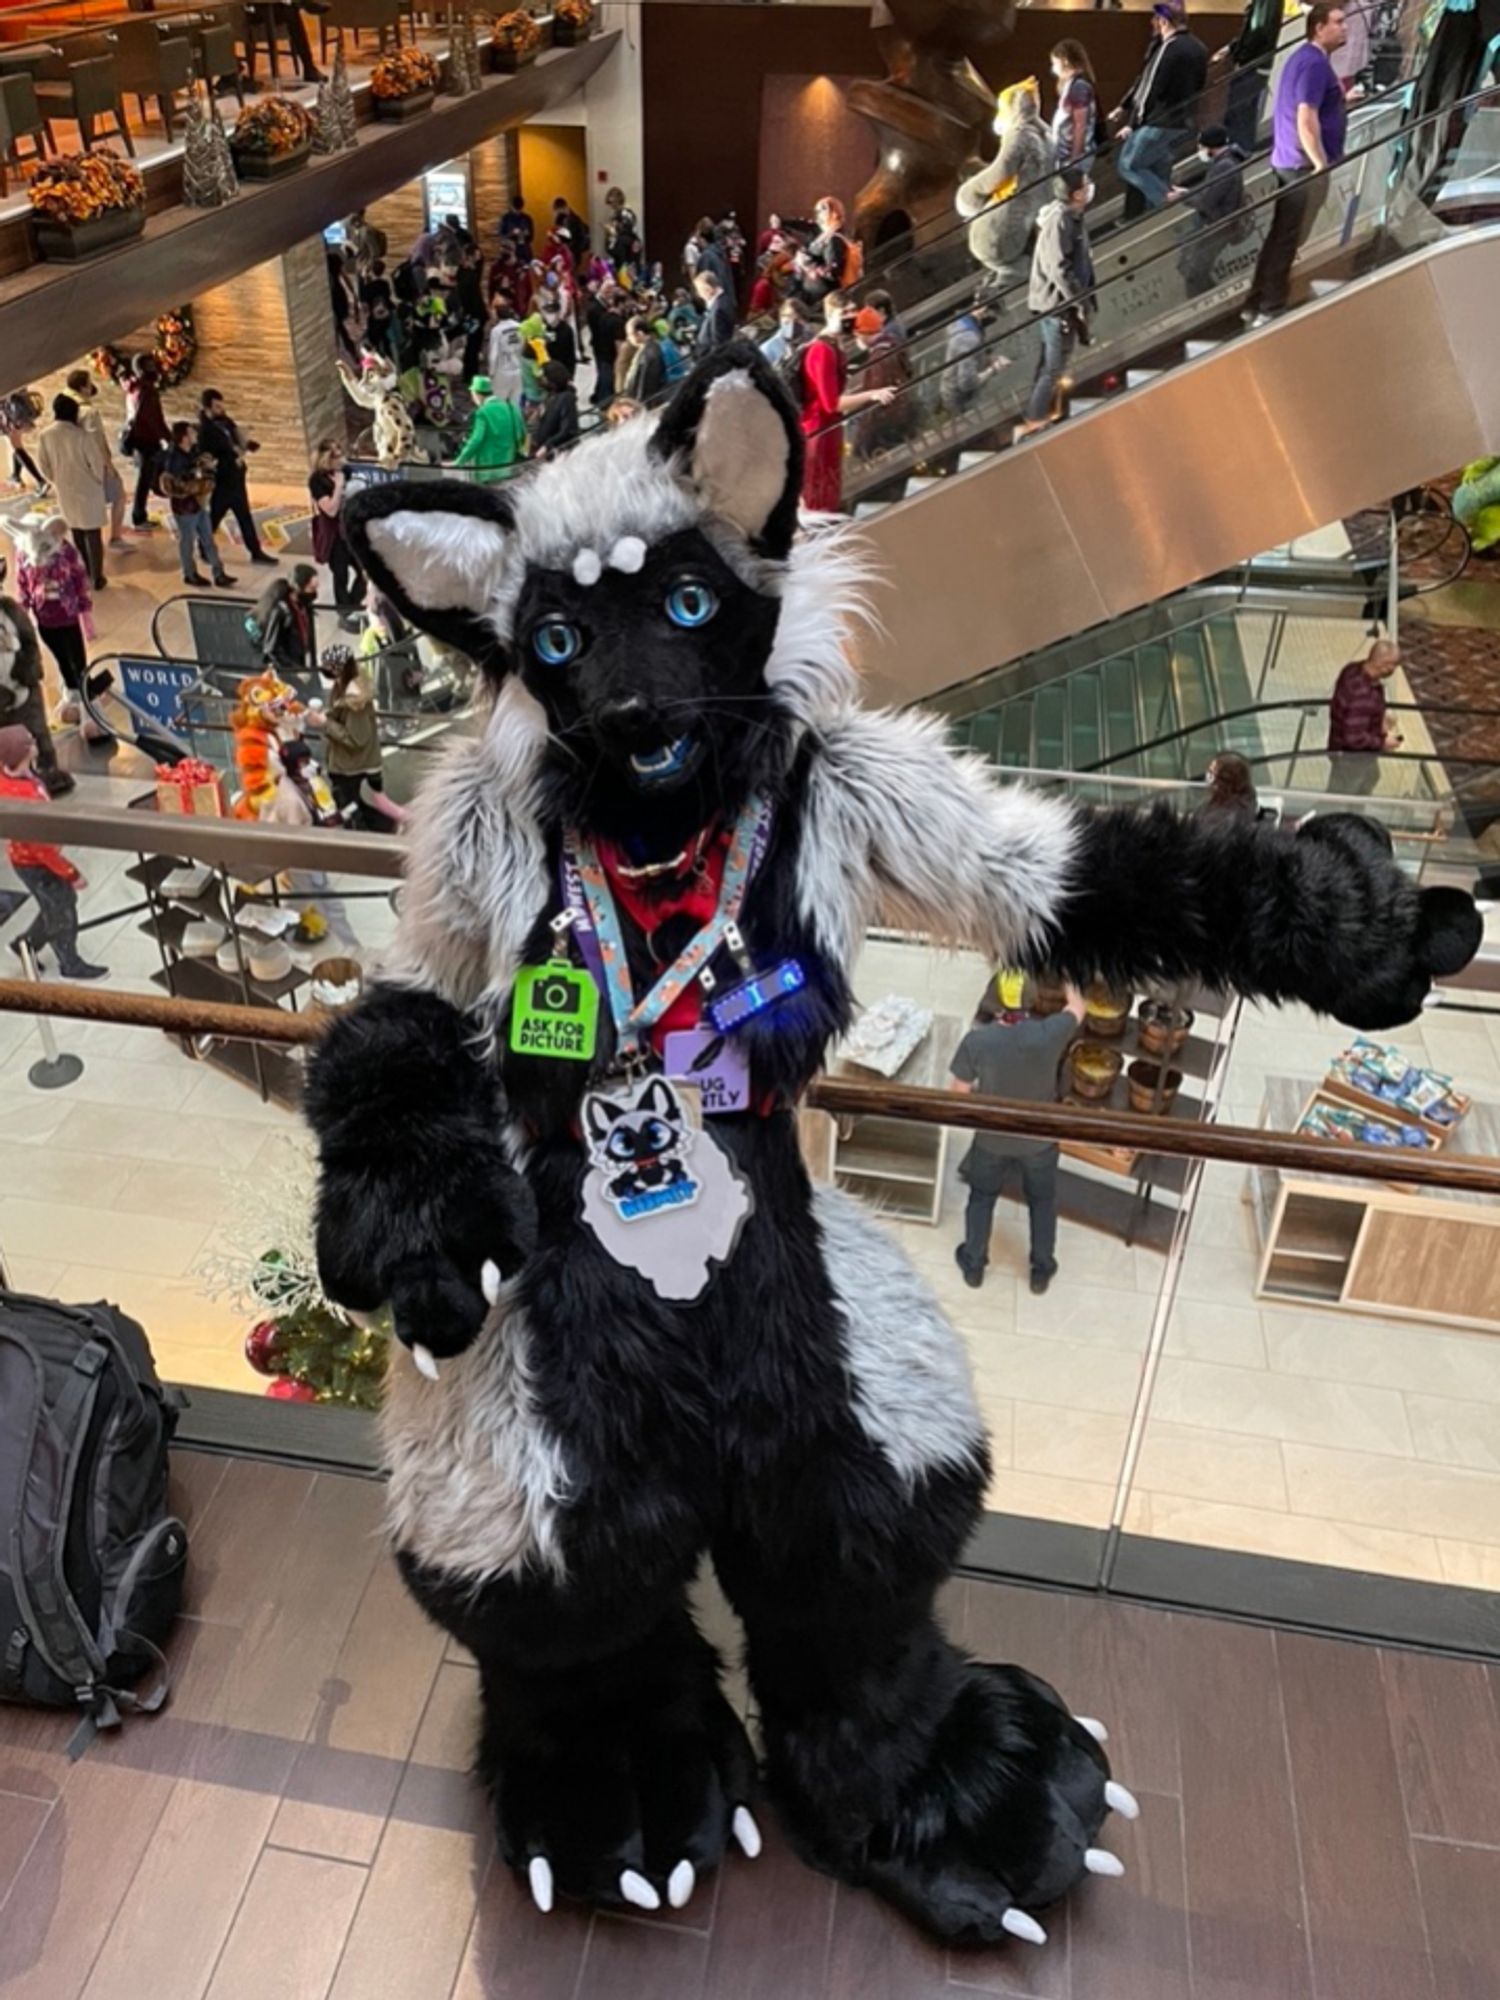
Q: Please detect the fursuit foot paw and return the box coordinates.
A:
[488,1679,760,1918]
[780,1659,1136,1948]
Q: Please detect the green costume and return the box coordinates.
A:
[453,394,529,483]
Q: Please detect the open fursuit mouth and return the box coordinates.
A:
[630,737,696,783]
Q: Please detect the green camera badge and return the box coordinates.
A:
[510,959,600,1062]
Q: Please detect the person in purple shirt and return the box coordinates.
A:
[1243,1,1349,324]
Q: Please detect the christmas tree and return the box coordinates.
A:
[195,1135,390,1408]
[447,7,482,97]
[181,82,237,209]
[331,41,358,149]
[311,73,341,155]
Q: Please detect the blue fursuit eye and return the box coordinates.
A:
[664,580,718,629]
[532,619,582,666]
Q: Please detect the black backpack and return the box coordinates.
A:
[0,1291,187,1756]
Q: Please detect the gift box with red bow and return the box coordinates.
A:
[154,758,226,818]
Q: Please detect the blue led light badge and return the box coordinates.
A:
[704,958,806,1035]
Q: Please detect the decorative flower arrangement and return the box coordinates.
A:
[492,9,543,57]
[92,305,197,390]
[231,95,315,158]
[369,46,440,99]
[27,151,144,224]
[553,0,595,24]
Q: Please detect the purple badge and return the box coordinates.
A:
[663,1028,752,1117]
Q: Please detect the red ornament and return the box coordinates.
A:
[244,1318,287,1375]
[265,1377,318,1402]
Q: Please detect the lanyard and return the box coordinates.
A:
[563,795,773,1065]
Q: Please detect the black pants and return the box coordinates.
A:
[71,525,105,588]
[38,621,87,693]
[330,768,389,830]
[8,440,42,485]
[132,446,163,527]
[1246,168,1323,317]
[15,865,90,973]
[211,471,265,558]
[325,534,366,614]
[958,1147,1060,1280]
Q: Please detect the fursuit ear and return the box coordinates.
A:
[342,478,516,672]
[584,1093,626,1145]
[636,1076,682,1123]
[651,341,804,561]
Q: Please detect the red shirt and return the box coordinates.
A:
[1327,659,1388,753]
[0,769,78,880]
[596,826,730,1049]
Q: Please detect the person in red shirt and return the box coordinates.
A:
[798,293,899,513]
[0,723,107,977]
[1327,638,1402,796]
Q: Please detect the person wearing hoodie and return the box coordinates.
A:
[318,648,389,828]
[13,512,106,738]
[0,723,105,976]
[453,376,529,482]
[956,80,1054,292]
[485,306,525,404]
[1170,124,1248,295]
[1016,172,1095,438]
[531,361,580,459]
[0,562,70,796]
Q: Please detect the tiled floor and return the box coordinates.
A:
[4,1453,1500,2000]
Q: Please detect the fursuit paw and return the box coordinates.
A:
[1296,813,1482,1029]
[315,1152,536,1370]
[490,1679,759,1917]
[784,1659,1134,1948]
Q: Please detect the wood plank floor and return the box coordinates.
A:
[2,1452,1498,2000]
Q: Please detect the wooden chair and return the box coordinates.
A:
[113,18,193,140]
[34,46,138,156]
[0,70,50,193]
[319,0,401,65]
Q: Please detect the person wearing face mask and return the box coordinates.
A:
[760,296,813,377]
[1169,124,1247,295]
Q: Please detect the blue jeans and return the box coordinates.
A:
[1118,124,1176,211]
[1025,314,1075,424]
[174,507,223,582]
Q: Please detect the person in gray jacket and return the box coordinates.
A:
[955,81,1054,293]
[1017,173,1095,438]
[1170,125,1248,296]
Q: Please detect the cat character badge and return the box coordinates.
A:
[306,340,1481,1949]
[579,1075,752,1299]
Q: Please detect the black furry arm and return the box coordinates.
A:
[304,984,536,1358]
[1039,805,1481,1031]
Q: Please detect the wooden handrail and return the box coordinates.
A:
[4,979,1499,1197]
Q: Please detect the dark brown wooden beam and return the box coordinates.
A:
[4,978,1500,1196]
[0,35,617,391]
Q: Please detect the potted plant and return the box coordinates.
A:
[27,152,146,261]
[551,0,595,47]
[369,46,440,117]
[231,97,316,180]
[491,9,543,72]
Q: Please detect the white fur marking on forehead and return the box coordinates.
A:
[572,548,603,587]
[610,536,646,574]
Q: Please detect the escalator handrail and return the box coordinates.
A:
[147,591,429,679]
[846,41,1423,313]
[1081,694,1500,774]
[810,83,1499,448]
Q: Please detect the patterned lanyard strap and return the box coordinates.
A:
[566,794,774,1066]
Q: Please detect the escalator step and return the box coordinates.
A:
[1126,369,1163,390]
[958,452,995,473]
[853,502,889,520]
[1185,340,1218,360]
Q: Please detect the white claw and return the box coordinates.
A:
[481,1259,502,1306]
[1085,1848,1125,1878]
[667,1859,695,1909]
[732,1806,762,1858]
[1105,1781,1141,1822]
[528,1856,554,1913]
[410,1343,440,1382]
[1002,1908,1048,1946]
[1075,1715,1109,1745]
[620,1869,660,1911]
